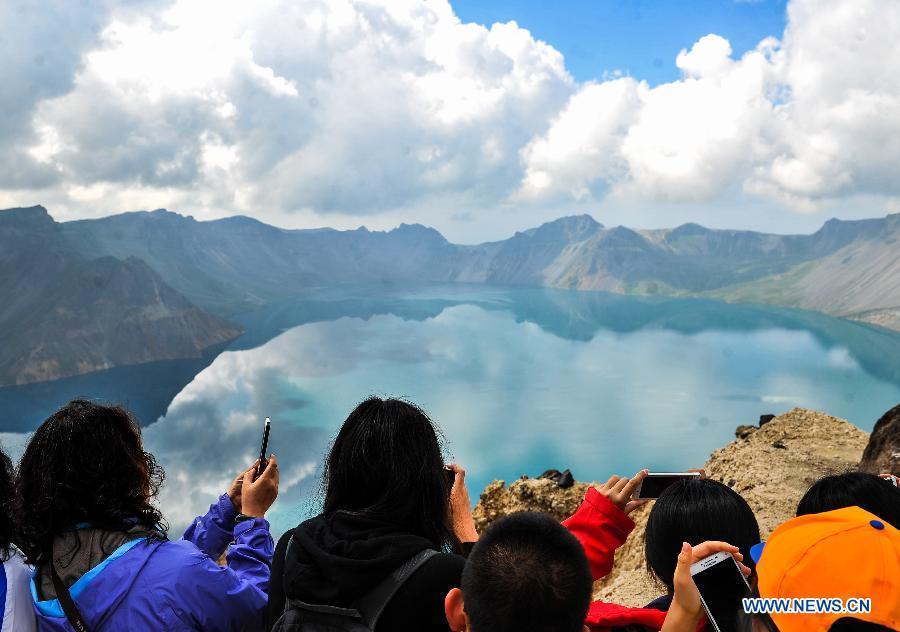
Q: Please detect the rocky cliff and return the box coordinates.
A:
[0,206,242,385]
[472,407,872,606]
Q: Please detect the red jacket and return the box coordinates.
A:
[561,488,670,631]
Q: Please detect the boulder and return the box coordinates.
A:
[539,468,576,489]
[735,425,757,439]
[859,404,900,476]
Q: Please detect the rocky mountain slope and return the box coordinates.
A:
[0,206,240,385]
[473,407,871,606]
[60,209,463,314]
[55,207,900,330]
[708,215,900,330]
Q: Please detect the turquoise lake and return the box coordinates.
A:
[2,285,900,536]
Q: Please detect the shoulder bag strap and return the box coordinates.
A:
[49,561,91,632]
[281,534,296,614]
[354,549,439,629]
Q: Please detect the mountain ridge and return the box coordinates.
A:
[3,204,900,384]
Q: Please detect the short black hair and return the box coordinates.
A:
[645,478,760,593]
[461,511,591,632]
[797,472,900,529]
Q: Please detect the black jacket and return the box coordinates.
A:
[266,511,467,632]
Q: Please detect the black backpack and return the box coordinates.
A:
[271,538,438,632]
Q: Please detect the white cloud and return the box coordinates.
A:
[1,0,899,236]
[519,0,900,212]
[676,33,735,79]
[746,0,900,204]
[519,78,644,201]
[10,0,572,225]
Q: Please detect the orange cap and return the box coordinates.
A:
[756,506,900,632]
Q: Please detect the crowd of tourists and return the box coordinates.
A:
[0,397,897,631]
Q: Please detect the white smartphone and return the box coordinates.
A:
[690,552,751,632]
[631,471,701,499]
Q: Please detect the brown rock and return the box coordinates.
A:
[859,404,900,476]
[735,425,757,439]
[473,478,590,533]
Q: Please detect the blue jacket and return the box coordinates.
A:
[31,495,273,631]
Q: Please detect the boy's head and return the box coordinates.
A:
[445,511,592,632]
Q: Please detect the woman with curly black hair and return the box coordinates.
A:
[0,444,36,632]
[16,399,280,631]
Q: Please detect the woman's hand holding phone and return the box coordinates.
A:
[662,541,751,632]
[241,454,280,518]
[447,463,479,543]
[227,461,260,513]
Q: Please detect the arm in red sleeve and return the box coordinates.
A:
[562,487,635,581]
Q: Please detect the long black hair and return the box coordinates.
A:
[15,399,167,566]
[0,445,15,561]
[797,472,900,529]
[322,397,452,548]
[644,478,760,593]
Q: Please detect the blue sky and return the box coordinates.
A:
[453,0,789,84]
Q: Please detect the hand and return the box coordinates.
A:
[241,454,280,518]
[596,469,649,514]
[447,464,479,543]
[227,461,260,513]
[668,541,751,624]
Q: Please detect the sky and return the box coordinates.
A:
[454,0,789,85]
[1,0,899,243]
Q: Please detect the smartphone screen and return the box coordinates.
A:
[635,472,700,499]
[256,417,271,478]
[692,554,751,632]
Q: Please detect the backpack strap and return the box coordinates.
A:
[353,548,439,629]
[281,534,438,631]
[49,562,91,632]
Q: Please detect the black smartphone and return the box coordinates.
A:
[691,552,751,632]
[632,471,701,499]
[255,417,271,478]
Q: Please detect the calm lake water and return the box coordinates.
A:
[3,285,900,536]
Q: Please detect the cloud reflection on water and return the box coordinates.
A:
[141,294,900,537]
